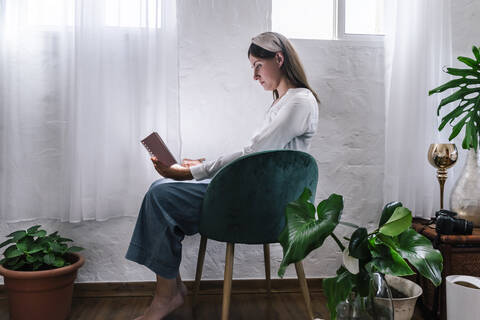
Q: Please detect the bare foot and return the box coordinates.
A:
[134,290,184,320]
[178,281,188,297]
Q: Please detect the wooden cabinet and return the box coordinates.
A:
[412,218,480,320]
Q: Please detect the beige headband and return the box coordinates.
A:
[251,32,285,53]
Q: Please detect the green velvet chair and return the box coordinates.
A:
[192,150,319,320]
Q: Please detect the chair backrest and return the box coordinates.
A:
[199,150,318,244]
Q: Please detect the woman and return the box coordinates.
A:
[126,31,320,320]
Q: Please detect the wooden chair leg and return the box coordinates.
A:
[222,243,235,320]
[295,261,314,319]
[263,243,271,294]
[193,236,208,306]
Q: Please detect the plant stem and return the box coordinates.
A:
[368,230,379,237]
[331,233,345,251]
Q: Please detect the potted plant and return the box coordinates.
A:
[278,189,443,320]
[429,45,480,225]
[0,225,84,320]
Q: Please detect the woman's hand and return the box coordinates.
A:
[151,157,193,181]
[181,158,206,168]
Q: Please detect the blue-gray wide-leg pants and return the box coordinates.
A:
[125,179,209,279]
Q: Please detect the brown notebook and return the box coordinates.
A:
[141,132,177,166]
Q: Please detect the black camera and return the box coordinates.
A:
[435,209,473,235]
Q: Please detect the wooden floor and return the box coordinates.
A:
[0,290,425,320]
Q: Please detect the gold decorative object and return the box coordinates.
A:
[428,143,458,209]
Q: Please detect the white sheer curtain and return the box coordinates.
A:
[0,0,179,222]
[384,0,461,219]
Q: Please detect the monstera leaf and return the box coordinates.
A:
[278,189,343,277]
[367,238,414,276]
[429,45,480,151]
[396,229,443,286]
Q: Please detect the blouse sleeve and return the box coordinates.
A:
[190,95,314,181]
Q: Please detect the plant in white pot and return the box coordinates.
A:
[277,189,443,320]
[429,45,480,226]
[0,225,84,320]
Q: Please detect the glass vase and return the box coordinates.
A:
[450,147,480,226]
[336,273,394,320]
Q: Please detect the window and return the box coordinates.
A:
[105,0,161,29]
[272,0,335,40]
[272,0,384,40]
[5,0,161,29]
[27,0,75,27]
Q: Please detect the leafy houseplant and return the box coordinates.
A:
[429,45,480,150]
[278,189,443,319]
[0,225,85,320]
[0,225,83,271]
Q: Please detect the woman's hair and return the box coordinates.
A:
[248,32,320,103]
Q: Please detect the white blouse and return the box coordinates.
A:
[190,87,319,181]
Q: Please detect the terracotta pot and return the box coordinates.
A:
[0,253,84,320]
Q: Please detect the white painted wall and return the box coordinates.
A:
[1,0,478,284]
[451,0,480,62]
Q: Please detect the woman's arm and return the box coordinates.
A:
[151,157,194,181]
[190,95,315,181]
[181,158,206,168]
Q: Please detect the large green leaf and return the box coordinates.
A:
[348,228,370,260]
[473,114,479,150]
[438,87,478,110]
[26,244,43,255]
[458,56,479,69]
[66,246,84,253]
[379,207,412,237]
[473,46,480,62]
[278,191,343,277]
[439,106,469,131]
[445,67,479,77]
[368,239,414,276]
[50,242,67,254]
[7,230,27,242]
[355,269,371,297]
[283,188,316,221]
[16,237,34,252]
[378,201,403,227]
[323,267,355,320]
[27,225,41,235]
[0,238,14,249]
[376,233,397,249]
[463,121,473,149]
[472,46,480,63]
[31,230,47,238]
[396,229,443,286]
[4,245,23,258]
[430,47,480,152]
[429,78,480,95]
[449,113,470,140]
